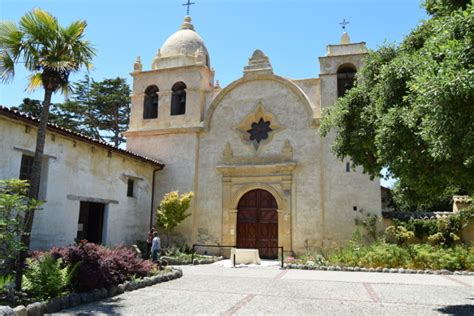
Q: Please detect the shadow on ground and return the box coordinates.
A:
[436,301,474,316]
[62,296,126,315]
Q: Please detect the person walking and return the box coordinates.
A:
[151,232,161,263]
[146,225,156,258]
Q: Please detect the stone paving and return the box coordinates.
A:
[60,261,473,315]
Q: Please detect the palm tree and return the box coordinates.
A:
[0,8,95,289]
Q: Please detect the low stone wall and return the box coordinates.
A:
[161,255,222,265]
[382,217,474,246]
[0,268,183,316]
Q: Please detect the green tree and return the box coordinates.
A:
[0,180,41,274]
[73,76,131,146]
[0,8,95,289]
[13,98,84,134]
[13,76,131,147]
[321,0,473,209]
[156,191,194,247]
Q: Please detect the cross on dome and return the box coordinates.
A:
[340,18,349,31]
[182,0,195,16]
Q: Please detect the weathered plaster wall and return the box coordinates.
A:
[318,44,381,248]
[0,116,156,250]
[126,132,198,244]
[198,76,322,253]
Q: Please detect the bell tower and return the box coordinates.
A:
[127,16,214,134]
[125,16,214,243]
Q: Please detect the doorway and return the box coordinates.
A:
[76,202,105,244]
[237,189,278,259]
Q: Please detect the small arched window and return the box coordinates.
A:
[337,64,357,98]
[171,82,186,116]
[143,85,159,119]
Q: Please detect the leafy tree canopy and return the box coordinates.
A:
[321,0,473,210]
[156,191,194,247]
[13,76,131,147]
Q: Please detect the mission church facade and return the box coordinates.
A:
[125,16,381,257]
[0,15,382,256]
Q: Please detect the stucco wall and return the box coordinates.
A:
[125,41,382,255]
[198,77,320,252]
[0,116,156,250]
[127,132,198,244]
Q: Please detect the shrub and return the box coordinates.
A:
[329,238,368,267]
[156,191,194,247]
[50,241,155,292]
[358,242,410,268]
[0,179,42,273]
[324,239,473,271]
[22,253,78,300]
[409,245,473,271]
[385,226,415,245]
[392,206,473,247]
[355,214,380,242]
[135,240,149,259]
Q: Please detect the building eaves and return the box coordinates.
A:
[0,105,164,169]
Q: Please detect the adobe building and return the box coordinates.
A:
[125,16,381,257]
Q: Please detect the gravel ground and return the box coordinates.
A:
[59,261,473,315]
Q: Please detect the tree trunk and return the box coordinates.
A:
[15,88,53,290]
[114,103,119,147]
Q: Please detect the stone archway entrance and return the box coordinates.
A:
[237,189,278,259]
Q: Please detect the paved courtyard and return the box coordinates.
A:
[61,261,473,315]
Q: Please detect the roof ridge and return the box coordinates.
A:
[0,105,164,168]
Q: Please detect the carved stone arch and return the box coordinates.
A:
[231,183,287,212]
[337,63,357,98]
[337,62,357,72]
[204,74,316,131]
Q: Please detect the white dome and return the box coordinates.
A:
[152,16,210,70]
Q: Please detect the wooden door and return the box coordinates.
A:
[237,189,278,259]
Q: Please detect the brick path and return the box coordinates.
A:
[61,261,473,315]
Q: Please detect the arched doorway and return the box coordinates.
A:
[237,189,278,259]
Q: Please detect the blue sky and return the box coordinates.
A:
[1,0,427,186]
[1,0,427,106]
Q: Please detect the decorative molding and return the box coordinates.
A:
[124,126,202,137]
[222,142,233,160]
[67,195,119,204]
[13,146,57,160]
[235,102,284,153]
[216,161,296,176]
[203,73,317,131]
[281,140,293,160]
[244,49,273,75]
[121,173,144,181]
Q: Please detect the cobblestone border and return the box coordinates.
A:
[161,256,223,265]
[0,268,183,316]
[285,264,474,275]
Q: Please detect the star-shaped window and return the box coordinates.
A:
[235,103,283,152]
[247,118,272,143]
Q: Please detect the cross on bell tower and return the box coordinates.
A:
[182,0,195,16]
[339,19,349,32]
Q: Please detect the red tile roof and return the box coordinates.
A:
[0,105,164,169]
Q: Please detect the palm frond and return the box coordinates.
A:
[26,72,42,91]
[2,8,95,94]
[0,21,23,54]
[0,51,15,83]
[19,8,58,40]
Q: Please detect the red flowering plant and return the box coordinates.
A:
[47,241,155,292]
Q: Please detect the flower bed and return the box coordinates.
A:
[0,241,182,313]
[0,267,183,315]
[286,241,474,274]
